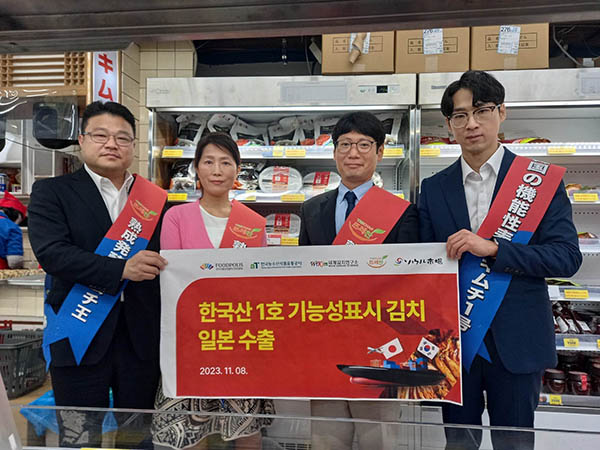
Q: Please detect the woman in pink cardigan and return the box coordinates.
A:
[152,132,274,450]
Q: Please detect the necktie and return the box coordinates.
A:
[344,191,357,219]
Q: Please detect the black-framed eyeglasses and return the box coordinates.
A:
[448,105,501,128]
[82,131,135,146]
[335,139,376,153]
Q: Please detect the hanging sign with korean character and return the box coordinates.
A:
[92,51,119,102]
[160,243,462,403]
[459,156,566,371]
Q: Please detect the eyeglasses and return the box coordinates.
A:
[335,139,376,153]
[82,131,135,146]
[448,105,500,128]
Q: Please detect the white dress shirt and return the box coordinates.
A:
[84,164,134,223]
[460,146,504,233]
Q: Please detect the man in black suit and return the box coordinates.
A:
[299,111,419,450]
[28,101,167,448]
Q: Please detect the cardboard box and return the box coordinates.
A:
[395,28,470,74]
[470,23,549,70]
[322,32,395,74]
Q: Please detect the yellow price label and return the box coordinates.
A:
[167,192,188,202]
[421,148,441,157]
[243,190,257,202]
[548,395,562,406]
[563,338,580,348]
[280,193,305,202]
[281,236,299,246]
[162,148,184,158]
[597,339,600,349]
[547,146,576,155]
[564,289,589,299]
[285,148,306,158]
[272,146,284,157]
[573,193,599,202]
[383,147,404,157]
[395,193,405,199]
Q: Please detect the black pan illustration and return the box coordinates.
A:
[337,365,445,387]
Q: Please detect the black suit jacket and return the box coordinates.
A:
[28,168,162,367]
[299,188,419,245]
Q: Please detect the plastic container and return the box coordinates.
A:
[590,364,600,396]
[0,330,46,399]
[567,371,590,396]
[558,353,580,373]
[543,369,566,394]
[258,166,303,193]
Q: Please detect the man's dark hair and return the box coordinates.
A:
[81,101,136,137]
[194,132,241,169]
[332,111,385,150]
[441,70,505,118]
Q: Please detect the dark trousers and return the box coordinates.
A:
[50,312,160,448]
[442,335,543,450]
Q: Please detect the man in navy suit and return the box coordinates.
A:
[418,71,581,449]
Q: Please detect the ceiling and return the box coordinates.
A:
[1,0,600,53]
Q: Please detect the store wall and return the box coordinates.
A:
[137,41,197,178]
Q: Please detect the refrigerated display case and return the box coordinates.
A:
[418,68,600,410]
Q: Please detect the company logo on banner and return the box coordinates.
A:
[93,51,119,102]
[160,244,463,404]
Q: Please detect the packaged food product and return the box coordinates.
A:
[297,116,316,145]
[236,162,265,191]
[371,172,384,188]
[567,371,590,395]
[266,213,301,235]
[558,352,580,373]
[230,117,268,146]
[500,137,551,144]
[315,117,339,147]
[207,113,237,133]
[258,166,303,193]
[590,364,600,396]
[268,117,300,146]
[175,114,208,147]
[375,113,402,146]
[302,171,342,192]
[169,160,196,192]
[543,369,566,394]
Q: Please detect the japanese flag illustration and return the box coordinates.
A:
[379,338,403,359]
[417,337,440,360]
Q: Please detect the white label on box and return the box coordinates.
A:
[423,29,444,55]
[349,33,371,54]
[498,25,521,55]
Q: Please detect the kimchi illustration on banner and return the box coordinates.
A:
[160,243,462,404]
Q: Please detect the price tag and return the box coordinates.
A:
[395,193,405,200]
[547,146,576,155]
[281,236,299,246]
[564,289,589,299]
[421,148,441,157]
[272,146,284,157]
[423,29,444,55]
[563,338,580,348]
[547,285,561,300]
[497,25,521,55]
[266,235,281,246]
[597,339,600,349]
[573,193,599,202]
[167,192,188,202]
[280,193,305,202]
[383,147,404,157]
[243,190,257,202]
[162,148,184,158]
[285,148,306,158]
[548,395,562,406]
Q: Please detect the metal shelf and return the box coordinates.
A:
[555,334,600,353]
[549,285,600,303]
[158,145,405,161]
[167,189,406,204]
[539,393,600,409]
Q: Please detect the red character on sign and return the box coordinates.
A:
[97,79,114,101]
[98,53,114,74]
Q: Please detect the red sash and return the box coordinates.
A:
[219,200,266,248]
[333,186,410,245]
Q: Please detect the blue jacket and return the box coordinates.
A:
[0,210,23,259]
[418,148,582,374]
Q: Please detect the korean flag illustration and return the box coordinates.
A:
[379,338,403,359]
[417,337,439,360]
